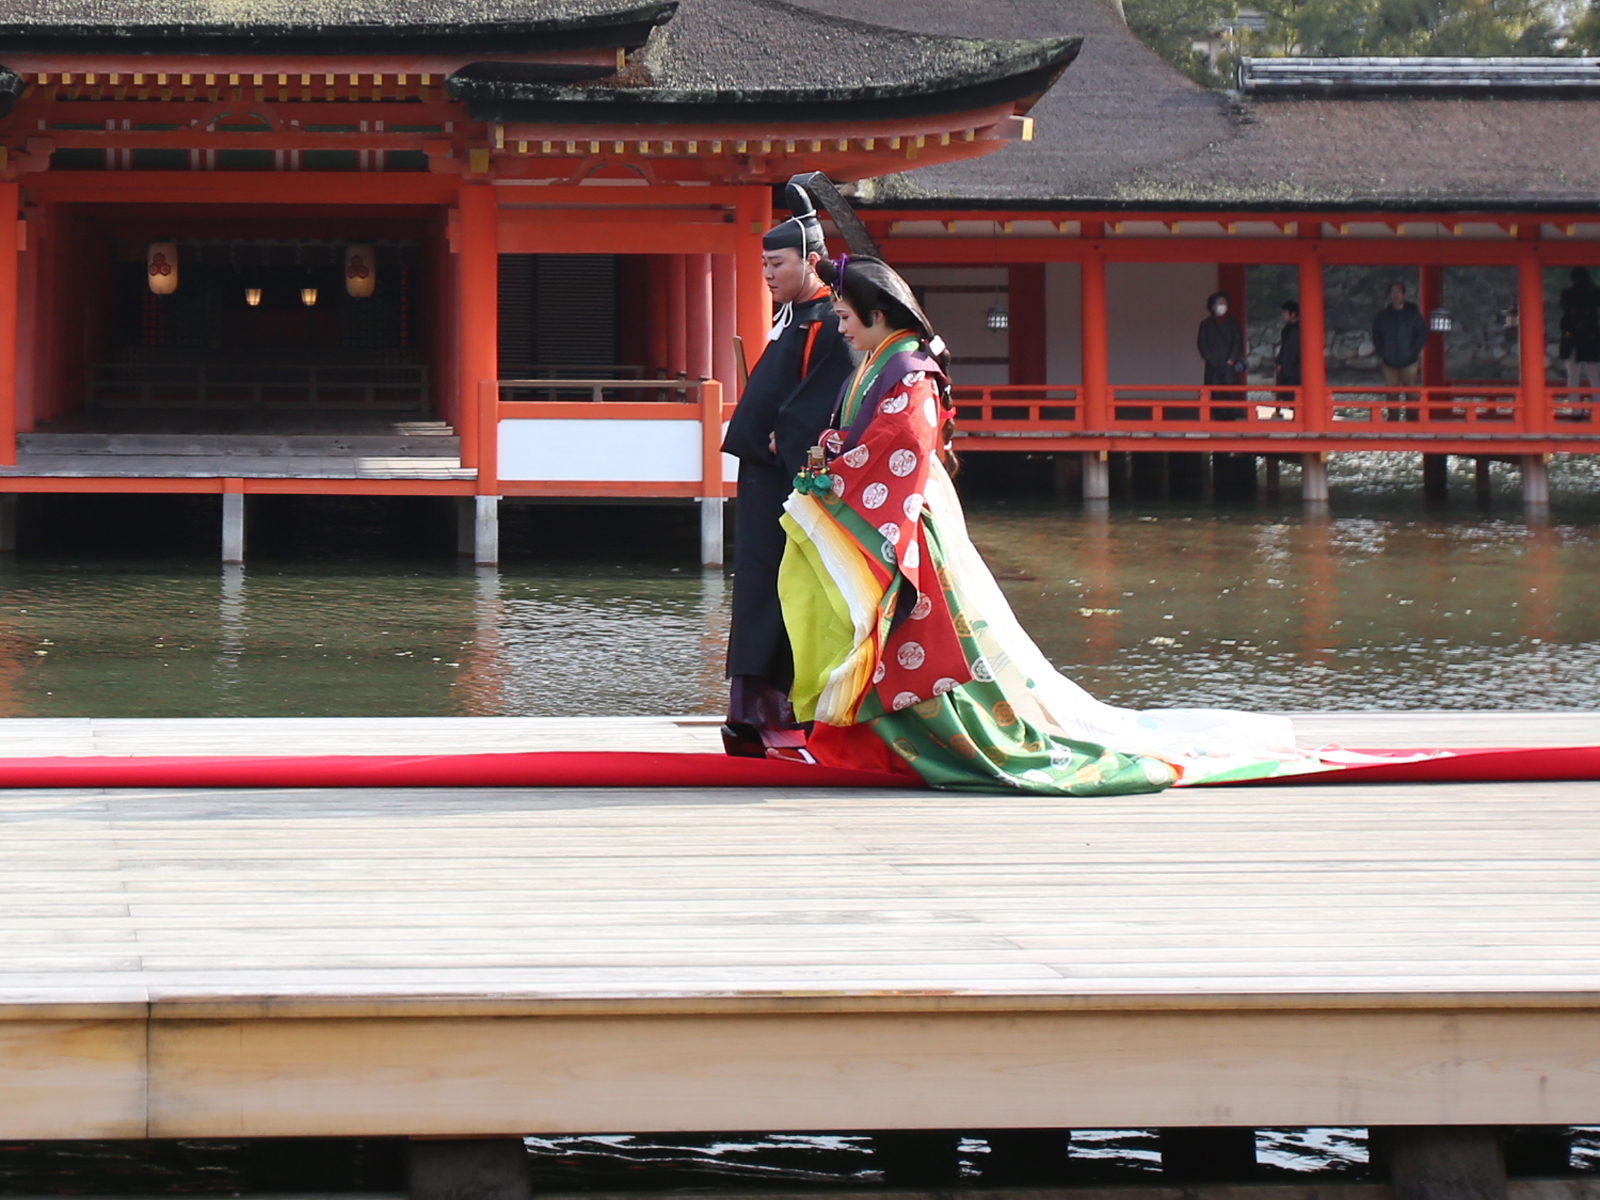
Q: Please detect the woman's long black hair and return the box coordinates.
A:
[817,254,959,473]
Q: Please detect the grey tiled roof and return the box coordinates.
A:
[643,0,1064,92]
[452,0,1079,123]
[7,0,1593,210]
[801,0,1600,211]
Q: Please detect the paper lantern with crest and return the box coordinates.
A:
[146,242,178,295]
[344,244,376,298]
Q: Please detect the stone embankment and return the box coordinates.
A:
[1244,264,1590,383]
[1246,317,1541,382]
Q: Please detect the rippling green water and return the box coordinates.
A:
[0,561,728,718]
[981,505,1593,712]
[0,495,1596,716]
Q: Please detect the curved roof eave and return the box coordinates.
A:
[451,34,1078,126]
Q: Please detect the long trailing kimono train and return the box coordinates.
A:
[778,331,1332,794]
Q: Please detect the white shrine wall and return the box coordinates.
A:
[900,267,1010,387]
[1044,262,1082,384]
[1104,262,1222,386]
[891,261,1223,389]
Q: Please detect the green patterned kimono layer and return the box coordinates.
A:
[865,519,1177,796]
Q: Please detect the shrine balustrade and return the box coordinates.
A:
[949,383,1600,451]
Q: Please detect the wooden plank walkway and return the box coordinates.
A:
[0,713,1596,1138]
[4,775,1596,1004]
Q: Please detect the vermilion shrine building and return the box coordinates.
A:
[0,0,1596,562]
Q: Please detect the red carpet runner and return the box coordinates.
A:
[0,745,1593,788]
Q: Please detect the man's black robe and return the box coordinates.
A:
[721,293,853,688]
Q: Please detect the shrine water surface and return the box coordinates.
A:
[0,494,1597,718]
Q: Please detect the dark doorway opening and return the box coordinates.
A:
[35,203,447,437]
[96,239,428,426]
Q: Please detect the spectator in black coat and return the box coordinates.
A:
[1559,267,1600,395]
[1273,300,1301,416]
[1197,292,1247,419]
[1276,301,1301,386]
[1372,282,1428,419]
[1197,292,1245,385]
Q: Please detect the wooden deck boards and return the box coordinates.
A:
[1,764,1597,1002]
[0,713,1596,1136]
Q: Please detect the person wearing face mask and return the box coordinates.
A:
[1197,291,1247,419]
[719,182,854,759]
[1197,291,1246,387]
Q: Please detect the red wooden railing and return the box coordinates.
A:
[951,383,1600,446]
[1325,384,1522,430]
[1108,385,1303,433]
[951,385,1082,431]
[1549,386,1600,425]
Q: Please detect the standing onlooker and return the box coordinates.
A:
[1559,267,1600,396]
[1197,291,1247,419]
[1371,282,1428,420]
[1274,300,1301,416]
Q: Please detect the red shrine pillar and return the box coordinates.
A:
[1297,229,1330,507]
[454,184,498,480]
[712,254,738,400]
[1517,240,1548,435]
[685,252,713,381]
[667,255,688,379]
[735,187,772,378]
[13,208,36,435]
[0,184,19,466]
[1079,232,1108,429]
[1078,226,1110,502]
[1296,233,1328,433]
[1008,263,1047,386]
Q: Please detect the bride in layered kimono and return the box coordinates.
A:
[777,252,1329,794]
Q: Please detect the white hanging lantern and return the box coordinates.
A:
[986,305,1009,332]
[300,286,319,307]
[344,244,376,298]
[244,287,263,307]
[1428,306,1454,333]
[146,242,178,295]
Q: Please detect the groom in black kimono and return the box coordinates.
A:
[720,184,853,757]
